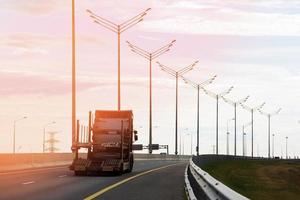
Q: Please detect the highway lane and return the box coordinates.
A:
[0,159,187,200]
[93,162,187,200]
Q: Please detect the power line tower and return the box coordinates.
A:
[45,131,59,153]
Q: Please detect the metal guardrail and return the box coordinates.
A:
[185,158,249,200]
[184,165,197,200]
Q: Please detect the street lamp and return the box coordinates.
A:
[222,95,250,156]
[242,122,252,157]
[272,133,275,158]
[71,0,76,153]
[157,61,199,155]
[179,128,188,155]
[190,132,193,155]
[226,117,235,155]
[87,8,151,111]
[258,108,282,158]
[181,75,217,155]
[285,136,288,159]
[243,132,247,156]
[127,40,176,154]
[13,116,27,154]
[240,102,265,157]
[43,121,56,153]
[201,86,234,154]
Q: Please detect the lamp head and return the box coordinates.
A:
[260,102,266,109]
[276,108,282,114]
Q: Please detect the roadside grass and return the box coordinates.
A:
[201,159,300,200]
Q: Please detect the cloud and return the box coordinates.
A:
[0,34,54,49]
[0,70,98,96]
[138,1,300,36]
[0,33,103,56]
[0,0,68,15]
[167,1,217,10]
[0,70,174,96]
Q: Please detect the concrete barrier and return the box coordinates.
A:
[0,153,190,172]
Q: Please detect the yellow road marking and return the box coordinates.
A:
[84,163,179,200]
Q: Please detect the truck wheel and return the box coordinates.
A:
[117,163,124,175]
[125,157,133,173]
[128,157,133,172]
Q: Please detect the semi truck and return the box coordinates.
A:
[71,110,138,175]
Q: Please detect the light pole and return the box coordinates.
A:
[226,117,235,155]
[243,132,247,156]
[272,133,275,158]
[127,40,176,154]
[43,121,56,153]
[242,122,251,157]
[71,0,76,156]
[13,116,27,154]
[258,108,282,158]
[87,8,151,111]
[201,86,234,155]
[222,95,250,156]
[190,132,193,155]
[181,75,217,155]
[285,136,288,159]
[157,61,199,155]
[240,102,265,157]
[179,128,188,155]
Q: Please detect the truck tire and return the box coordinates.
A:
[128,158,133,173]
[117,163,124,175]
[125,157,133,173]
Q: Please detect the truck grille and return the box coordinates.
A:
[103,159,120,166]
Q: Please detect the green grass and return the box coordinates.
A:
[201,159,300,200]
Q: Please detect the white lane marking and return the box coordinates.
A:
[58,175,67,178]
[22,181,35,185]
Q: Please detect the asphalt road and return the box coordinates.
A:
[0,160,187,200]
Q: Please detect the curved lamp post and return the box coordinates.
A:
[157,61,198,155]
[127,40,176,154]
[258,108,281,158]
[201,86,234,155]
[181,75,217,155]
[87,8,151,111]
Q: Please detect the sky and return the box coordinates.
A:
[0,0,300,157]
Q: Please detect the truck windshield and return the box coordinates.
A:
[96,118,129,130]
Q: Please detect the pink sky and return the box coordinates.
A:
[0,0,300,157]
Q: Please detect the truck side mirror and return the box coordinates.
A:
[134,130,138,141]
